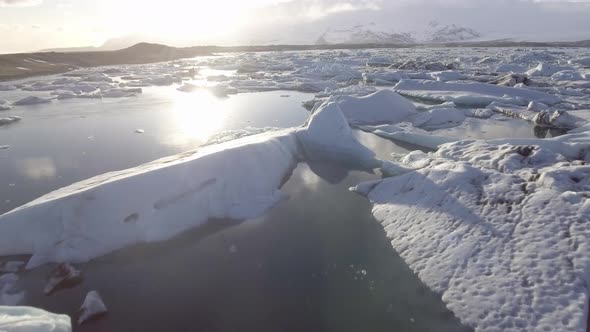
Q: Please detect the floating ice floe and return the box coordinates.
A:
[0,100,11,111]
[0,85,17,91]
[0,306,71,332]
[44,263,83,295]
[487,102,586,129]
[77,291,107,325]
[0,261,24,273]
[13,96,52,106]
[493,74,532,87]
[352,132,590,332]
[526,62,575,77]
[494,64,528,74]
[359,122,457,150]
[0,130,299,268]
[0,116,21,127]
[394,79,561,107]
[333,89,417,125]
[0,274,23,306]
[569,57,590,67]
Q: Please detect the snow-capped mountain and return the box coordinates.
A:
[316,22,481,45]
[316,24,415,45]
[423,21,481,43]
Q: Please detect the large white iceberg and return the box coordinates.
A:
[0,98,384,268]
[0,131,300,268]
[352,132,590,332]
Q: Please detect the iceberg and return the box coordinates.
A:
[0,100,11,111]
[352,132,590,332]
[334,90,417,125]
[13,96,52,106]
[394,79,561,107]
[0,98,384,268]
[0,130,300,268]
[0,116,21,127]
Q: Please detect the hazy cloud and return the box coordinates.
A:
[0,0,42,7]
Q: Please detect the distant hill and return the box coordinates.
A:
[0,42,212,81]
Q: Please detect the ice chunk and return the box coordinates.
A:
[77,291,107,325]
[296,99,379,168]
[134,129,145,134]
[0,85,17,91]
[488,102,585,129]
[0,100,11,111]
[0,306,71,332]
[354,133,590,332]
[0,116,21,127]
[494,64,527,74]
[0,131,300,267]
[0,274,23,306]
[359,123,456,150]
[43,263,83,295]
[493,73,532,87]
[13,96,52,106]
[569,57,590,67]
[177,83,198,93]
[395,79,560,107]
[429,71,467,82]
[0,261,24,273]
[551,70,585,81]
[334,90,416,125]
[526,62,574,77]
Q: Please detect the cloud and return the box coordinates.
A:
[0,0,42,6]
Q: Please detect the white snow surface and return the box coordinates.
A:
[0,306,71,332]
[352,132,590,332]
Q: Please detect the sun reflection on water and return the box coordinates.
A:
[170,90,229,143]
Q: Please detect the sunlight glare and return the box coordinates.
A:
[171,90,229,143]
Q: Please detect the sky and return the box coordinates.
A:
[1,0,590,53]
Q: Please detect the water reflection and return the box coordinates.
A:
[15,162,471,332]
[16,157,57,180]
[171,90,229,142]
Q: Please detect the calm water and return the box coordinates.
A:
[14,161,471,332]
[0,83,549,331]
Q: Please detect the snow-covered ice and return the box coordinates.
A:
[352,132,590,332]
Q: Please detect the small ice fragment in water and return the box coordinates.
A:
[229,245,238,253]
[44,263,83,295]
[135,129,145,134]
[77,291,107,325]
[0,261,25,273]
[0,145,9,150]
[13,96,52,106]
